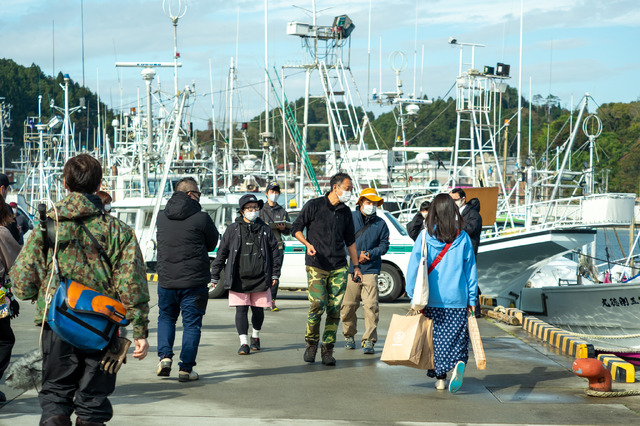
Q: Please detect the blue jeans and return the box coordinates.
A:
[157,285,208,372]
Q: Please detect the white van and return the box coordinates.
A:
[208,208,415,302]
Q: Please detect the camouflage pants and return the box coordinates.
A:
[305,265,348,345]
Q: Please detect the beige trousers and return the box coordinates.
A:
[340,273,379,343]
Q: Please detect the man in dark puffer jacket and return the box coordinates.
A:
[156,177,219,382]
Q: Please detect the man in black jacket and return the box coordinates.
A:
[292,173,363,366]
[406,200,430,241]
[156,177,219,382]
[450,188,482,256]
[259,182,290,311]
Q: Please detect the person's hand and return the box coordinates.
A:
[306,244,316,256]
[353,268,363,282]
[272,279,278,287]
[358,251,370,264]
[132,338,149,360]
[276,223,286,231]
[467,305,474,316]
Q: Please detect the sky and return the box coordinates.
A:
[1,0,639,130]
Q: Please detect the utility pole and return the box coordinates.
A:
[0,98,13,173]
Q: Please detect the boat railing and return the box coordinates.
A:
[489,193,636,239]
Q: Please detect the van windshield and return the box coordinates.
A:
[384,211,408,236]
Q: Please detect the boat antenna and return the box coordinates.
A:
[163,0,187,97]
[52,20,55,77]
[367,0,371,105]
[81,0,85,87]
[412,0,418,99]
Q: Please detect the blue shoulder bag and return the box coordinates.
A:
[47,219,129,353]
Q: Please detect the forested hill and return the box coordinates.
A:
[1,58,639,193]
[0,58,113,162]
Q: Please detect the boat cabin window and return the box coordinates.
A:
[118,211,137,228]
[143,211,153,228]
[147,179,177,196]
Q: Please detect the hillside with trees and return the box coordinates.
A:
[0,59,114,165]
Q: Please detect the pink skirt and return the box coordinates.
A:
[228,289,272,308]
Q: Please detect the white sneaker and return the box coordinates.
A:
[435,379,446,390]
[178,370,199,382]
[156,358,172,377]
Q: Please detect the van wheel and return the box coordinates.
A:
[378,263,403,302]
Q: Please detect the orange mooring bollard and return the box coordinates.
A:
[572,358,612,392]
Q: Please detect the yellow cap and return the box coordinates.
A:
[357,188,384,206]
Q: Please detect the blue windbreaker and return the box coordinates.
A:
[405,229,478,308]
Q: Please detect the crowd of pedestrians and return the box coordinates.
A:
[0,156,480,424]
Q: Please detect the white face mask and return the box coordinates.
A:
[268,193,279,203]
[244,211,259,222]
[421,211,428,219]
[362,204,376,216]
[337,188,351,203]
[104,204,112,213]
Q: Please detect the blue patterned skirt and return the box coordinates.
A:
[424,307,469,378]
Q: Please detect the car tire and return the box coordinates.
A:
[378,263,403,302]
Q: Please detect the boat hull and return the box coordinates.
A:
[519,283,640,349]
[477,228,596,306]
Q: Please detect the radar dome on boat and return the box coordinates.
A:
[406,104,419,115]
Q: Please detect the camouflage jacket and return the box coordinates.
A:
[10,192,150,339]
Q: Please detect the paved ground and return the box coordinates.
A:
[2,284,640,425]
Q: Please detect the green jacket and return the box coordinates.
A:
[10,192,150,339]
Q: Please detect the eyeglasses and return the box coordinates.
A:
[188,191,201,197]
[244,207,260,212]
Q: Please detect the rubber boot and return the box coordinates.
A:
[39,415,72,426]
[321,343,336,366]
[303,341,318,363]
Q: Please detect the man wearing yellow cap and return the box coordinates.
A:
[340,188,389,354]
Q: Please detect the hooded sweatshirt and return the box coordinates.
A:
[157,191,219,289]
[405,229,478,308]
[10,192,150,339]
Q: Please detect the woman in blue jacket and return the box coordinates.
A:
[405,193,478,393]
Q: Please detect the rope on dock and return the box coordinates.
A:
[562,331,640,340]
[585,389,640,397]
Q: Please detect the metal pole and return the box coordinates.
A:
[63,75,70,162]
[282,67,288,205]
[228,57,235,191]
[0,100,5,173]
[547,95,588,203]
[516,0,524,206]
[209,59,218,197]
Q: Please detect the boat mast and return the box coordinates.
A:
[516,0,524,206]
[163,0,187,98]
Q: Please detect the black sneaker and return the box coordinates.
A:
[238,344,250,355]
[250,337,261,351]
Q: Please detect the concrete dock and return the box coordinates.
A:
[2,284,640,425]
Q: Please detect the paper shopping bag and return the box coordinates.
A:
[468,314,486,370]
[381,313,433,370]
[411,231,429,309]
